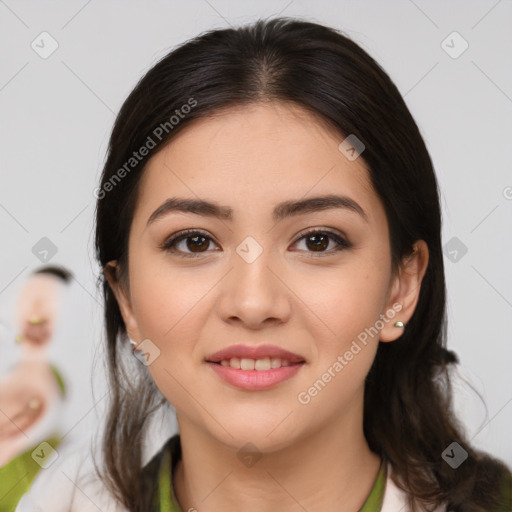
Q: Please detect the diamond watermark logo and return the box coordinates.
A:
[443,236,468,263]
[133,338,161,366]
[32,237,58,263]
[442,442,468,469]
[338,134,365,161]
[236,236,263,264]
[31,441,58,469]
[31,32,59,59]
[237,442,263,468]
[441,31,469,59]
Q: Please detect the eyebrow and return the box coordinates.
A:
[146,194,368,227]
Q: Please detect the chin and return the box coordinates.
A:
[207,417,301,454]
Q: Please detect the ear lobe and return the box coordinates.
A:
[379,240,429,342]
[104,261,141,343]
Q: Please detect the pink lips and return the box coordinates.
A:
[205,344,305,391]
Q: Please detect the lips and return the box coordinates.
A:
[206,344,306,364]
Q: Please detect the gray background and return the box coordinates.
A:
[1,0,511,467]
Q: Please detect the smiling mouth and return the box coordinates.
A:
[208,357,305,371]
[206,357,305,391]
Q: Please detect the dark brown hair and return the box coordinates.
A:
[33,265,73,283]
[94,17,511,511]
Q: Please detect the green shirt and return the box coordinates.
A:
[145,434,512,511]
[0,435,61,512]
[155,434,386,512]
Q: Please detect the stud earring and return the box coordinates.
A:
[394,321,405,328]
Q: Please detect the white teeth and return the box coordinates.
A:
[216,357,296,370]
[254,357,271,370]
[240,358,255,370]
[271,358,281,369]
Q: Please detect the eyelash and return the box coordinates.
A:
[159,228,352,259]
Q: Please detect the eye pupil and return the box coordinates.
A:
[306,234,329,252]
[187,235,209,252]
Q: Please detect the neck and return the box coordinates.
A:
[173,388,381,512]
[19,343,48,361]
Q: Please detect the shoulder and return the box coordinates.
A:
[15,432,181,512]
[15,438,128,512]
[382,461,512,511]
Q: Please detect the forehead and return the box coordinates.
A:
[133,102,381,226]
[20,274,62,295]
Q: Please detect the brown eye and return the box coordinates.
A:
[184,235,210,252]
[160,230,219,258]
[292,229,351,255]
[304,233,330,251]
[161,228,351,259]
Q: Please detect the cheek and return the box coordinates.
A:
[129,248,216,343]
[128,259,215,410]
[298,259,390,345]
[293,265,387,413]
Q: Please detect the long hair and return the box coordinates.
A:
[94,17,511,511]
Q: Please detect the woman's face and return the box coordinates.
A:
[15,274,61,347]
[108,102,421,452]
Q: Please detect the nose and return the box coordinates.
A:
[216,241,291,330]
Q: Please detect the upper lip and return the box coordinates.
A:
[206,344,305,364]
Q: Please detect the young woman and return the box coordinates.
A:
[24,16,510,512]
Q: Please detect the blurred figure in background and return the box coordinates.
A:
[0,266,72,511]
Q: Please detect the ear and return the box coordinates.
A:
[379,240,429,342]
[104,260,142,343]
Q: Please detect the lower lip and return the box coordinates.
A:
[206,362,304,390]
